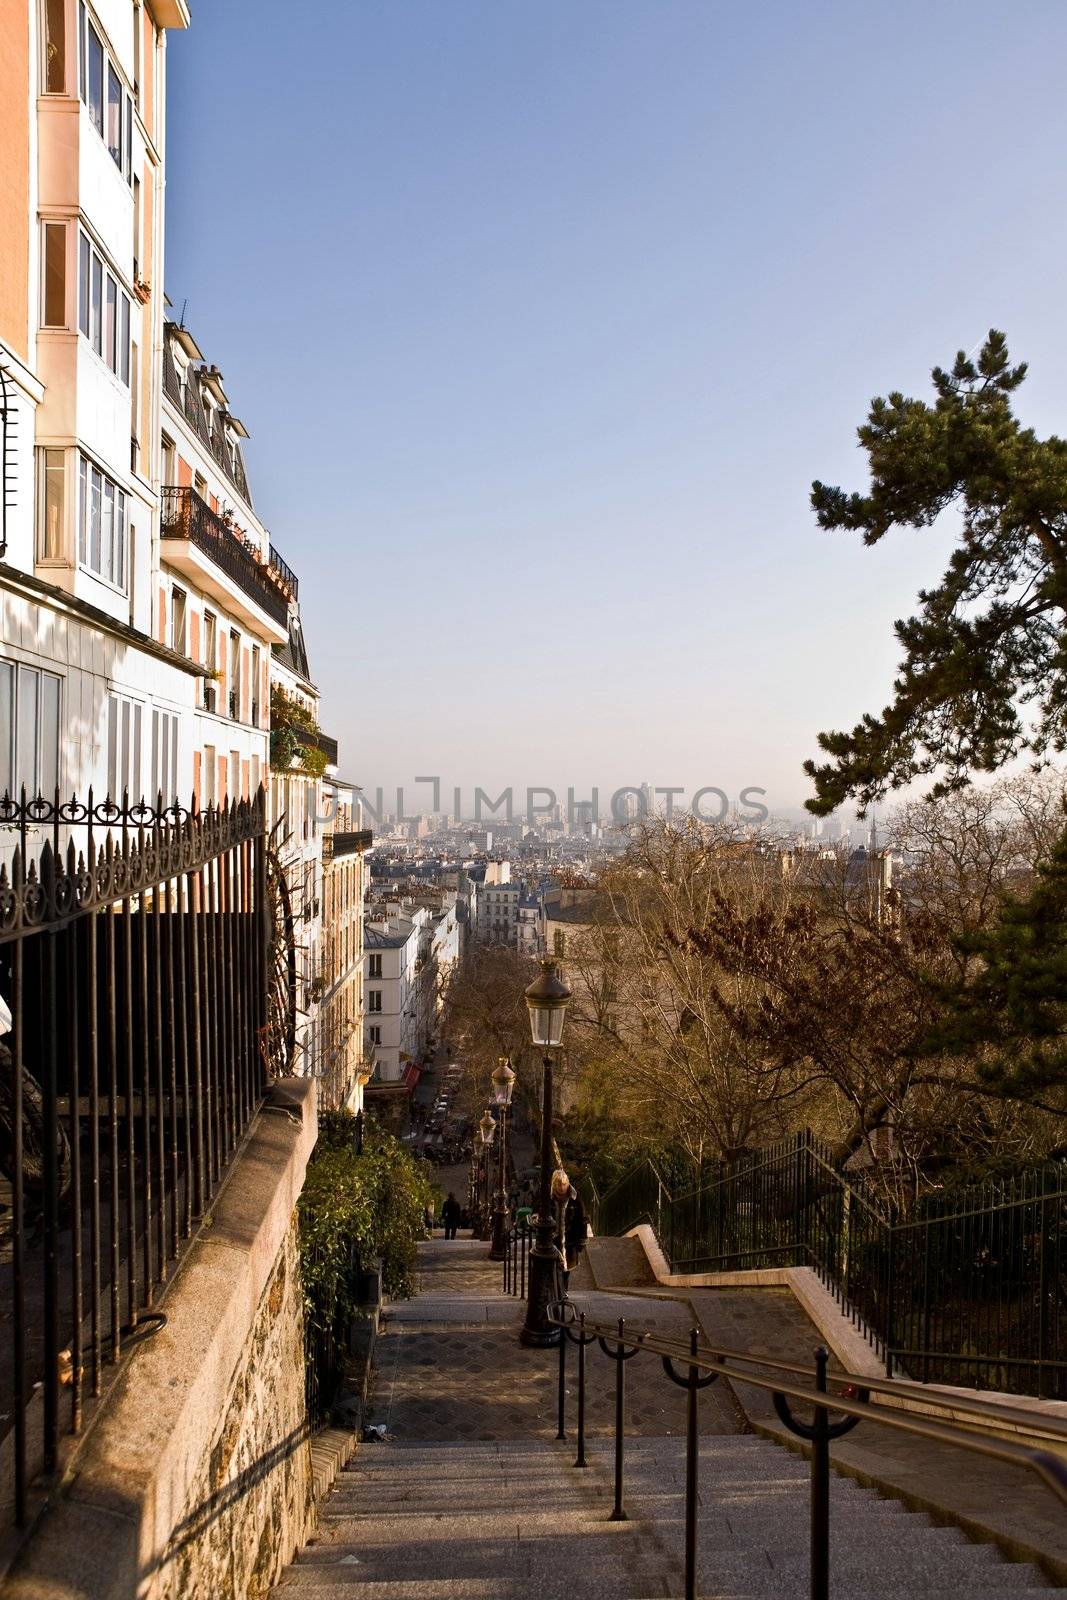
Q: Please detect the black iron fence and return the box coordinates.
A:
[0,788,269,1531]
[597,1131,1067,1398]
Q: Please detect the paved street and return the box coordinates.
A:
[365,1238,742,1442]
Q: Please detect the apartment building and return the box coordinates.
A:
[477,878,519,945]
[363,911,426,1086]
[159,319,294,804]
[316,776,372,1111]
[0,0,197,804]
[270,596,338,1075]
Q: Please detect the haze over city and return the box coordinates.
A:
[164,0,1067,812]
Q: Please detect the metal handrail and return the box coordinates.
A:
[548,1304,1067,1600]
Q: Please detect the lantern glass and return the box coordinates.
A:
[524,960,571,1049]
[491,1059,516,1106]
[479,1110,497,1146]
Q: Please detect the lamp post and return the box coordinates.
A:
[489,1058,516,1260]
[519,959,571,1348]
[476,1109,497,1239]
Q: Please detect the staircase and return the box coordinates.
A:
[270,1237,1065,1599]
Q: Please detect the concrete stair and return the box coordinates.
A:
[275,1435,1064,1598]
[269,1237,1064,1599]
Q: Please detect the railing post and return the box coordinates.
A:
[557,1315,567,1441]
[810,1346,830,1600]
[684,1327,700,1600]
[575,1312,588,1468]
[596,1318,641,1521]
[884,1219,896,1379]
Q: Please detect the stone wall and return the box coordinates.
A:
[156,1216,312,1600]
[2,1078,317,1600]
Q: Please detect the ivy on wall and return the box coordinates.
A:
[270,685,329,779]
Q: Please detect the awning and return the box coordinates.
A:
[402,1063,421,1093]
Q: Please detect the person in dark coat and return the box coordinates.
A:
[564,1187,588,1273]
[441,1192,462,1240]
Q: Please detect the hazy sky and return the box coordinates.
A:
[166,1,1067,818]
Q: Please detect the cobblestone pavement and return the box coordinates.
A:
[365,1239,743,1443]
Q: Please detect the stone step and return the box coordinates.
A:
[278,1582,1065,1600]
[284,1530,1034,1584]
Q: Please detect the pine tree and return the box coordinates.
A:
[805,331,1067,816]
[806,331,1067,1109]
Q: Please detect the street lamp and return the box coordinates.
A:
[489,1058,516,1261]
[475,1109,497,1238]
[519,959,571,1347]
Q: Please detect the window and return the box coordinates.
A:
[90,252,102,354]
[202,743,216,807]
[78,9,134,182]
[228,630,240,719]
[151,708,179,802]
[368,990,382,1014]
[85,19,103,135]
[44,0,66,91]
[229,750,240,801]
[161,433,175,485]
[251,645,261,725]
[78,233,130,383]
[369,953,382,979]
[119,294,130,384]
[132,175,141,280]
[0,661,61,799]
[78,233,89,337]
[106,691,142,800]
[553,930,565,958]
[106,63,122,164]
[42,222,66,326]
[170,586,186,654]
[39,449,65,560]
[77,454,127,588]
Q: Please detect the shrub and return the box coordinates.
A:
[299,1113,433,1332]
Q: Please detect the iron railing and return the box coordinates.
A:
[160,486,289,628]
[548,1301,1067,1600]
[503,1218,532,1299]
[268,543,298,599]
[596,1131,1067,1398]
[322,831,373,862]
[0,788,268,1532]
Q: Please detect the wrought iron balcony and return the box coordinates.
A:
[323,829,374,861]
[269,543,299,598]
[160,486,290,629]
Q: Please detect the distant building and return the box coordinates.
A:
[517,889,541,956]
[478,877,519,944]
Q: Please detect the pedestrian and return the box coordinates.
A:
[441,1192,462,1240]
[564,1185,588,1277]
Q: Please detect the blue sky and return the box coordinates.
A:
[166,1,1067,816]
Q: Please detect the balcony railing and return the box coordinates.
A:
[160,486,290,628]
[323,830,374,862]
[269,544,299,599]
